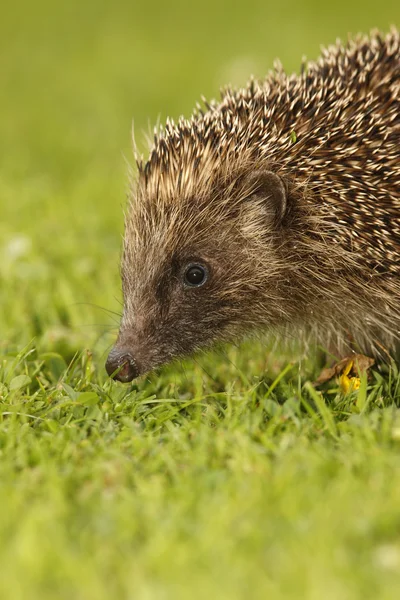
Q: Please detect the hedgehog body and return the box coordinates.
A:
[106,30,400,381]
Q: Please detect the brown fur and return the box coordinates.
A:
[112,29,400,377]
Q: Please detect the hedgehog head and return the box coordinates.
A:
[105,117,294,381]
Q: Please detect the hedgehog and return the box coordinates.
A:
[106,29,400,382]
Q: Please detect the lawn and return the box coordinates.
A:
[1,1,400,598]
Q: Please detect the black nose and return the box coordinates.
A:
[105,348,139,382]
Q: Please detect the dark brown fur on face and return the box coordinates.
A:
[106,29,400,381]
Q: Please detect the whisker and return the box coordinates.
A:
[71,302,122,319]
[191,354,219,384]
[75,323,118,330]
[113,296,124,309]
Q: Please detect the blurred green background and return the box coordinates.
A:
[1,0,399,357]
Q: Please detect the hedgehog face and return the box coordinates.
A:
[106,233,248,381]
[105,168,290,381]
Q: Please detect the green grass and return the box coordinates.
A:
[1,1,400,598]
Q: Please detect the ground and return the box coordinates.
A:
[1,1,400,598]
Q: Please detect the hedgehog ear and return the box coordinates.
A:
[245,170,288,225]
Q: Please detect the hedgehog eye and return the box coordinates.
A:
[183,263,208,288]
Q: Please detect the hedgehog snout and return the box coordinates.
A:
[105,347,140,382]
